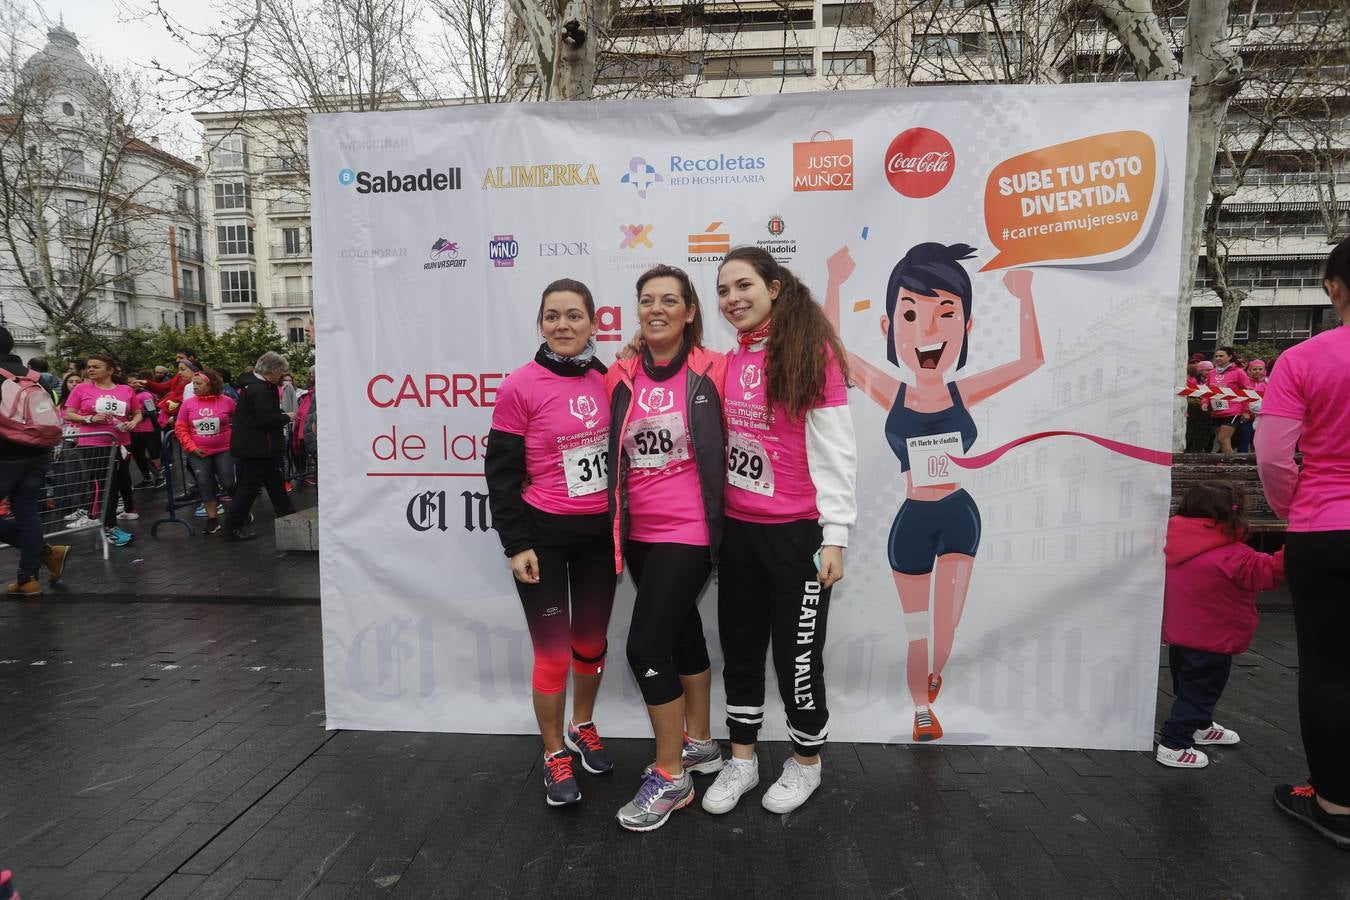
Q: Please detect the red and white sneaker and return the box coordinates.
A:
[927,673,942,704]
[913,706,943,742]
[1193,723,1240,745]
[1156,745,1209,768]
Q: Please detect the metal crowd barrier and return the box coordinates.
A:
[40,430,122,561]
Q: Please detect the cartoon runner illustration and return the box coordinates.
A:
[824,242,1043,742]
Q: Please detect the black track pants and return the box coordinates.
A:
[624,541,712,706]
[718,517,831,756]
[1285,531,1350,806]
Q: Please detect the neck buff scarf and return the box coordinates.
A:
[738,317,772,348]
[541,338,598,368]
[641,338,691,382]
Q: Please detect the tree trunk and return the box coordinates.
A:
[551,0,601,100]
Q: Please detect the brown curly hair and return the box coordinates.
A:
[718,246,850,420]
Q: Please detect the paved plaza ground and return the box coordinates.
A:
[2,501,1348,898]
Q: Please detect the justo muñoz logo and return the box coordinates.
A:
[884,128,955,198]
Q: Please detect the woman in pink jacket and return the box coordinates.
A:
[1158,481,1284,769]
[175,369,236,535]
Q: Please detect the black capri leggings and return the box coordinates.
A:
[1285,530,1350,806]
[624,541,712,706]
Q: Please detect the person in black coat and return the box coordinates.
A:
[222,351,296,540]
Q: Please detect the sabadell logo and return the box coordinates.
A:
[884,129,954,198]
[338,166,463,194]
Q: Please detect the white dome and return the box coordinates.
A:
[20,24,109,104]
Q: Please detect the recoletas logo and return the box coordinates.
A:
[339,166,463,195]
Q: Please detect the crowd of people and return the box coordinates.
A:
[483,236,1350,850]
[0,339,316,594]
[1185,346,1270,454]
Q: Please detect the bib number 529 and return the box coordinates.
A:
[727,445,764,480]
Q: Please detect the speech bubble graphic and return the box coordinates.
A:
[981,131,1160,271]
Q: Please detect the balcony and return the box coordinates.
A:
[1195,276,1323,290]
[177,245,204,263]
[1214,224,1330,239]
[270,243,312,260]
[268,199,311,216]
[220,300,261,313]
[112,276,135,294]
[1214,171,1350,187]
[107,224,129,245]
[176,285,206,303]
[272,291,313,308]
[264,157,307,176]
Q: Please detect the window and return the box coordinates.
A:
[703,53,814,78]
[1065,483,1081,524]
[214,181,251,210]
[1119,481,1134,518]
[1195,308,1252,342]
[219,269,257,304]
[117,302,128,328]
[65,198,87,220]
[1256,308,1314,339]
[1064,534,1078,561]
[283,227,306,255]
[824,52,874,76]
[1058,381,1072,406]
[113,253,128,275]
[212,135,246,169]
[184,310,197,328]
[62,147,84,174]
[1034,494,1047,528]
[1092,368,1103,395]
[217,224,255,257]
[176,185,191,211]
[822,3,874,27]
[61,102,75,116]
[287,318,307,344]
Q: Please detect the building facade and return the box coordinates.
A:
[0,24,207,360]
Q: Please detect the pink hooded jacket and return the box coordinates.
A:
[1163,515,1284,655]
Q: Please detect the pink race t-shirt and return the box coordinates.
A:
[1206,365,1252,417]
[491,361,610,516]
[622,365,708,546]
[1260,327,1350,531]
[177,394,236,455]
[132,390,157,433]
[67,382,137,446]
[723,344,848,524]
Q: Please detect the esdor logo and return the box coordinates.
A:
[884,128,955,198]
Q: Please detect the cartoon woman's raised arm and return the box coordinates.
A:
[824,246,901,410]
[957,269,1044,407]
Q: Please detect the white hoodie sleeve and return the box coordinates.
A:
[805,404,857,547]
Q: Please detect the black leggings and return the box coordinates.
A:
[101,453,134,528]
[515,526,616,695]
[128,430,161,480]
[624,541,712,706]
[1285,531,1350,806]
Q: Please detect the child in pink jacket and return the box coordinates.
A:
[1158,481,1284,769]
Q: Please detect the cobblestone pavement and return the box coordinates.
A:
[2,594,1348,898]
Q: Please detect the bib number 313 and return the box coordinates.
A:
[562,440,609,497]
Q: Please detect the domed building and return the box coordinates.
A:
[0,21,206,357]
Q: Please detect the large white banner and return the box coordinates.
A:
[313,83,1187,750]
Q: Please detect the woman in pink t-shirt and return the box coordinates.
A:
[175,369,237,535]
[701,247,857,816]
[63,355,141,546]
[484,279,616,809]
[604,264,726,832]
[1256,237,1350,846]
[1204,347,1253,454]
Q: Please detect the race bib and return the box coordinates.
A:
[194,417,222,437]
[907,431,963,488]
[622,412,689,470]
[1211,397,1230,412]
[726,432,774,496]
[562,438,609,497]
[95,396,128,417]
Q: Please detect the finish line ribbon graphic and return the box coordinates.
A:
[947,430,1172,470]
[1177,383,1263,403]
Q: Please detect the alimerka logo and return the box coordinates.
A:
[482,163,600,189]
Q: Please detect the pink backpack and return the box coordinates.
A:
[0,370,63,448]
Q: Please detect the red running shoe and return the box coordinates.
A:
[913,706,943,742]
[927,673,942,704]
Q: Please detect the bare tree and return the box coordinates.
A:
[0,4,193,346]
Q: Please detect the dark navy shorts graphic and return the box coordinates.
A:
[888,488,982,575]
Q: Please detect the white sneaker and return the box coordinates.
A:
[63,512,97,529]
[1156,745,1209,769]
[702,755,760,814]
[63,508,89,522]
[761,758,822,814]
[117,511,140,521]
[1193,723,1240,745]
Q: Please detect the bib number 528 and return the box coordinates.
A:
[632,428,673,456]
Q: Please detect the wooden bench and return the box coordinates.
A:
[1170,452,1288,548]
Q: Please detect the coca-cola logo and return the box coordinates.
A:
[884,128,955,198]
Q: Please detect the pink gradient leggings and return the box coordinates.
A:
[515,535,617,694]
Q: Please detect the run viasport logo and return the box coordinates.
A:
[425,238,467,270]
